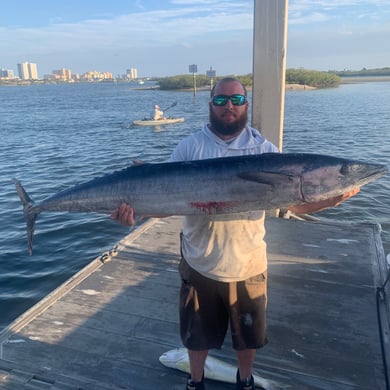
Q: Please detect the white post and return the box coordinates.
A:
[251,0,288,151]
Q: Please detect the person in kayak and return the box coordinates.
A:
[112,77,359,390]
[151,104,166,120]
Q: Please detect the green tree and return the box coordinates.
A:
[286,68,340,88]
[157,74,210,90]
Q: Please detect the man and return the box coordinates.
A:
[152,104,165,120]
[112,77,358,390]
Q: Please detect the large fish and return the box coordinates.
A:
[13,153,388,255]
[159,347,281,389]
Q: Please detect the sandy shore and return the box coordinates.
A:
[285,83,316,90]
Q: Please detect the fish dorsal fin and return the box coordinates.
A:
[131,159,147,166]
[238,171,293,186]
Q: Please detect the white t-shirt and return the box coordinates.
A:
[170,124,279,282]
[151,108,164,120]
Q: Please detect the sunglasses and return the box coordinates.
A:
[211,94,247,106]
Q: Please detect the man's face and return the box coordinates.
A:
[209,81,249,138]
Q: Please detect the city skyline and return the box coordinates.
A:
[1,1,389,77]
[1,63,141,82]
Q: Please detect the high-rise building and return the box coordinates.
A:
[52,68,72,80]
[0,68,14,79]
[17,62,38,80]
[17,63,28,79]
[126,68,138,79]
[28,63,38,79]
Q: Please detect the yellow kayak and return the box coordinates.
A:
[133,117,184,126]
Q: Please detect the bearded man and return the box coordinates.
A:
[112,77,358,390]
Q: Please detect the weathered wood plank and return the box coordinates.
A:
[0,216,388,389]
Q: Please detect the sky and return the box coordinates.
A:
[1,0,389,78]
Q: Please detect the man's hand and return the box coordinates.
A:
[289,187,360,215]
[110,161,145,226]
[110,203,135,226]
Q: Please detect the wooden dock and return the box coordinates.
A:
[0,216,389,389]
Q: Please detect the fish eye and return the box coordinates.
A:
[340,164,352,175]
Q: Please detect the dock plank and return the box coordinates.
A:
[0,216,388,389]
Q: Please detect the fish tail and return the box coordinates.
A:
[13,179,38,256]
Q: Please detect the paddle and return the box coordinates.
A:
[162,101,177,112]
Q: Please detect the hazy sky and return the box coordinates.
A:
[1,0,389,77]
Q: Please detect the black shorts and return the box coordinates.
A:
[179,257,268,351]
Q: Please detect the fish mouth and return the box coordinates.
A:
[354,164,388,187]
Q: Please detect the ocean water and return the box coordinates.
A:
[0,81,389,331]
[283,82,390,251]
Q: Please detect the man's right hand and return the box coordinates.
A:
[110,203,135,226]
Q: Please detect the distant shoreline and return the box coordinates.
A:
[285,75,390,90]
[340,75,390,83]
[194,84,317,92]
[1,75,390,89]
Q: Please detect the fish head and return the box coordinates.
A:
[159,348,190,373]
[300,155,388,202]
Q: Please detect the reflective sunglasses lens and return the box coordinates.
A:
[230,95,246,105]
[212,96,228,106]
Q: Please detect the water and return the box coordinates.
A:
[0,81,389,330]
[283,83,390,251]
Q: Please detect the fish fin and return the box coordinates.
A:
[13,178,33,206]
[13,179,38,256]
[131,159,147,166]
[238,171,293,186]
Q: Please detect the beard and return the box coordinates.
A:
[209,108,248,137]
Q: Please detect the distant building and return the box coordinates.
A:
[17,63,28,79]
[81,70,113,81]
[52,68,72,81]
[126,68,138,80]
[0,68,14,79]
[28,63,38,79]
[17,62,38,80]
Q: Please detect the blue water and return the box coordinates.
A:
[0,81,389,330]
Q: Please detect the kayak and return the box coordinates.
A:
[133,117,185,126]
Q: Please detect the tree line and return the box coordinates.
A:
[335,67,390,77]
[155,69,341,90]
